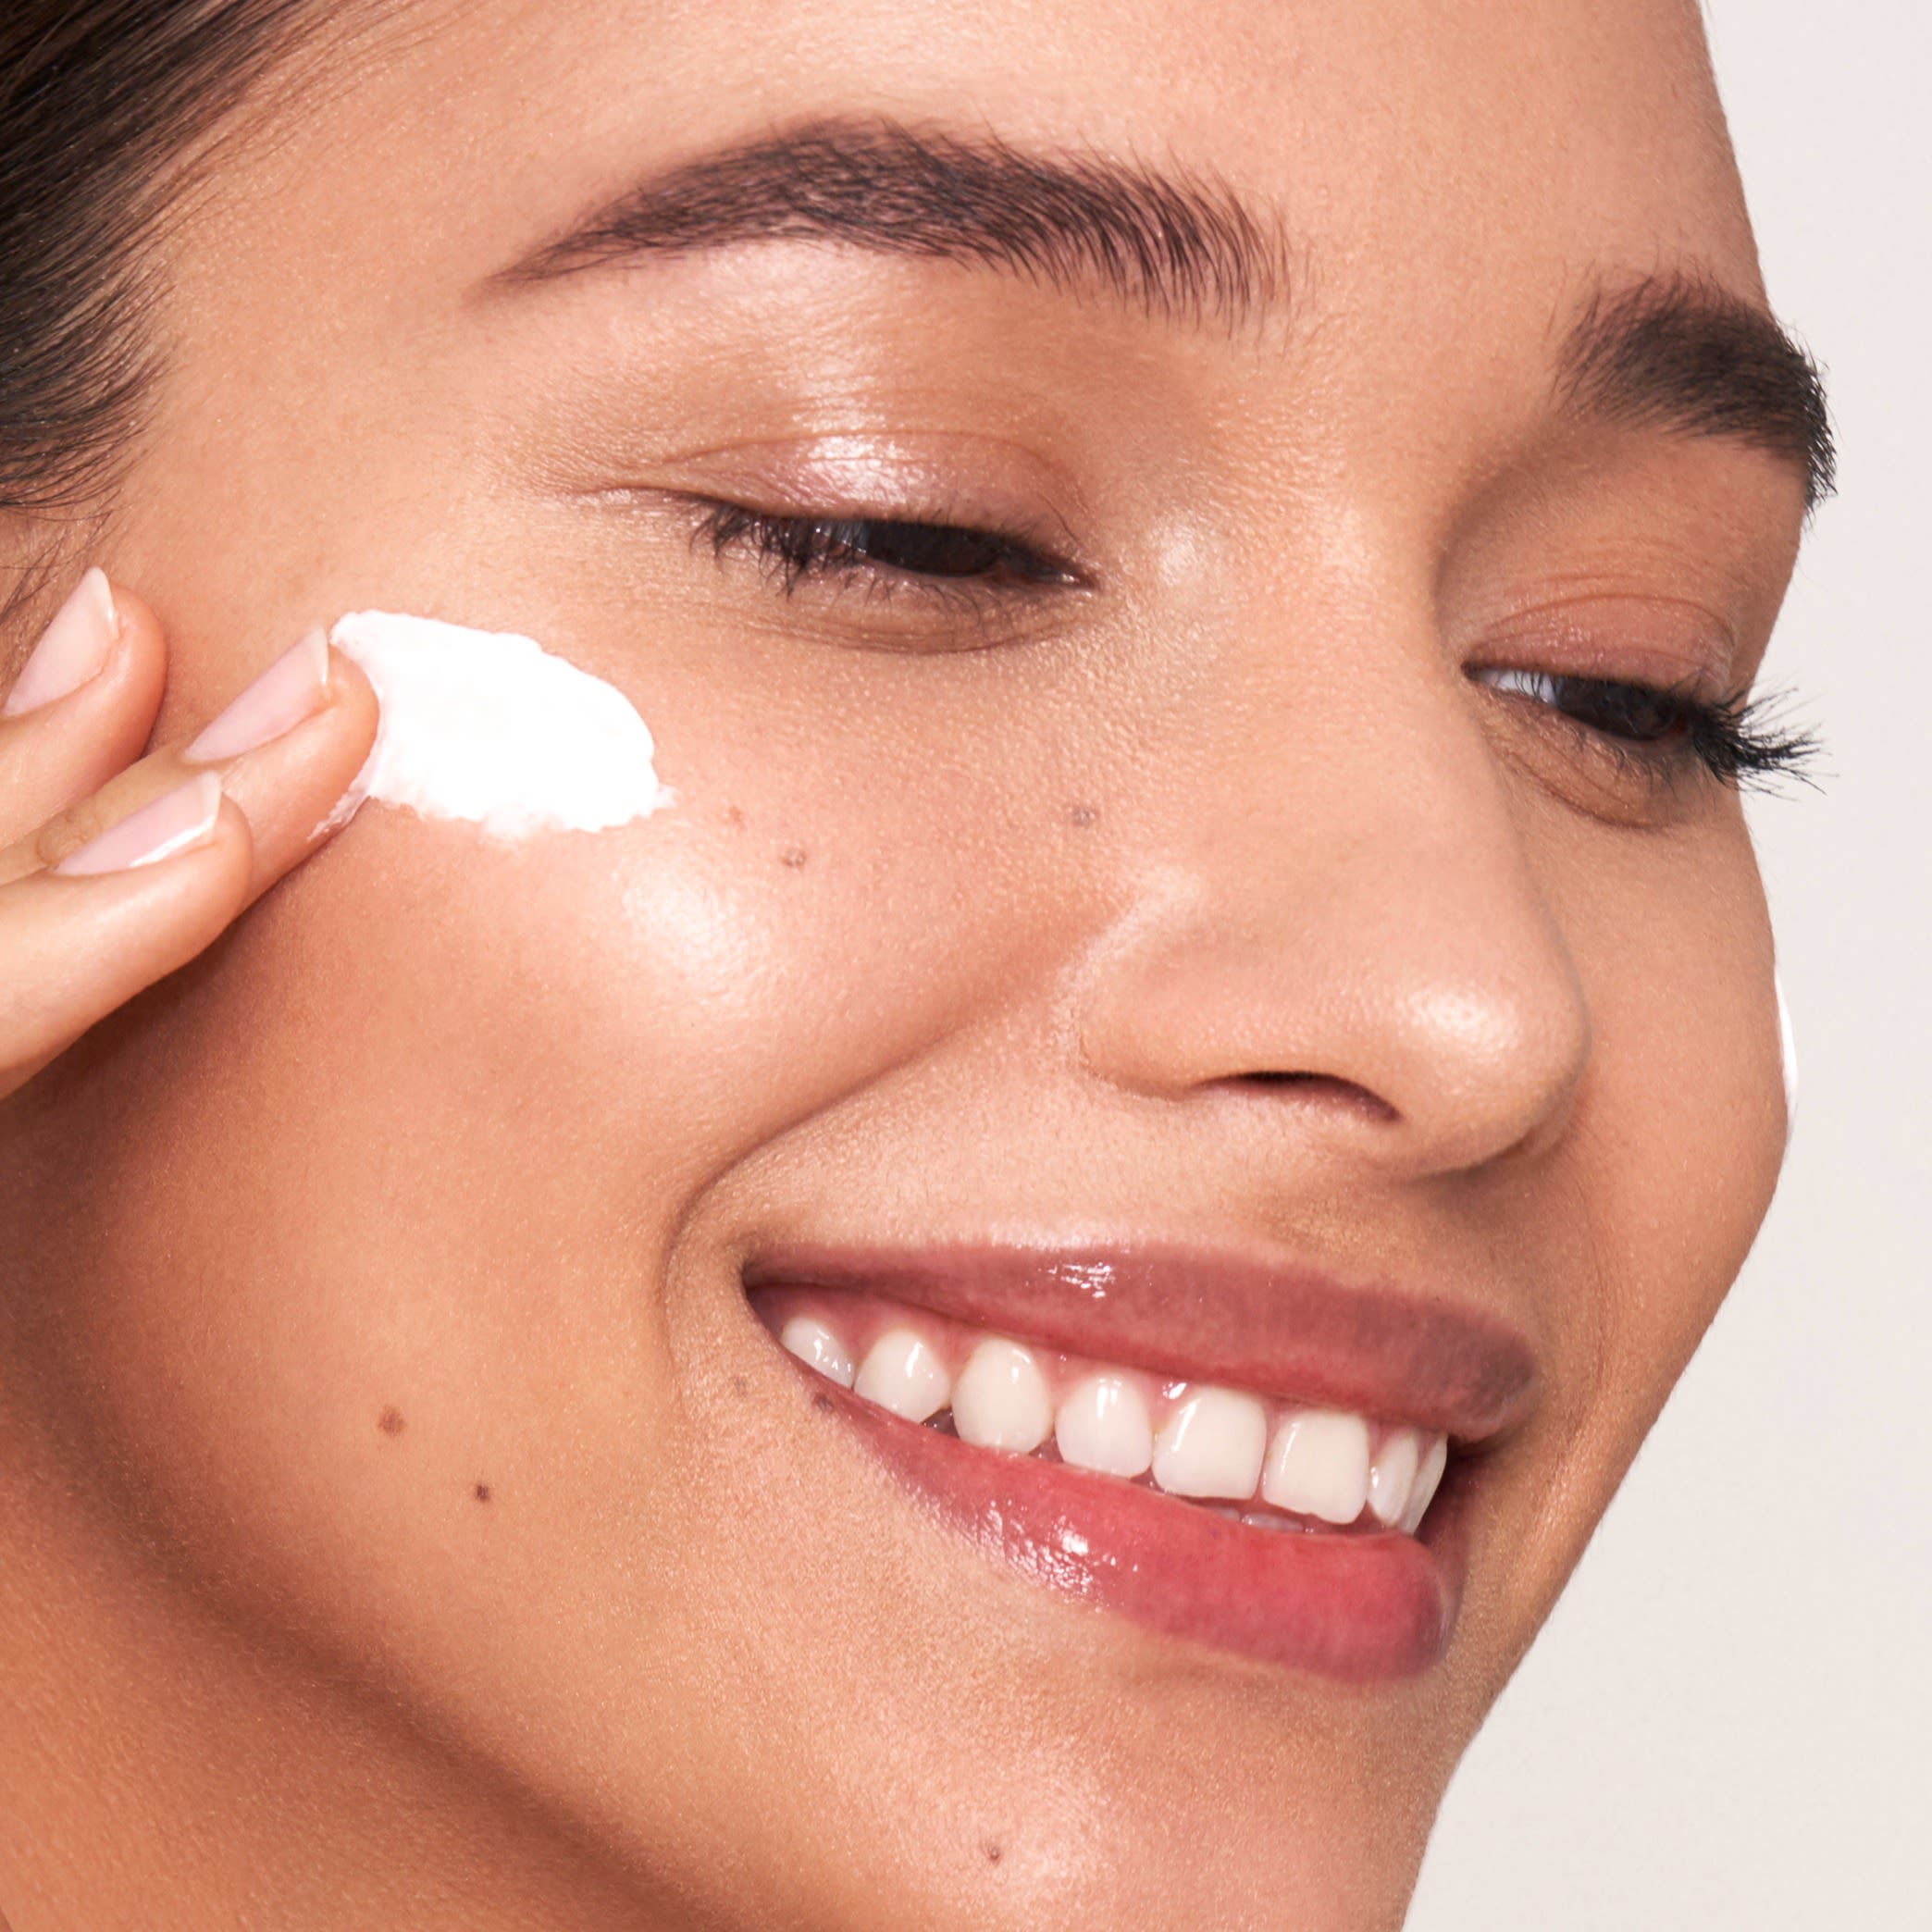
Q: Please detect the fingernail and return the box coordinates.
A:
[56,772,223,876]
[185,628,330,763]
[2,568,118,717]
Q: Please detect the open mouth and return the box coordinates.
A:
[745,1246,1536,1682]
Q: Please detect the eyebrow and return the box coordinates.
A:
[504,118,1833,508]
[1558,275,1836,508]
[500,117,1291,326]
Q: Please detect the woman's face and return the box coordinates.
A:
[5,0,1809,1922]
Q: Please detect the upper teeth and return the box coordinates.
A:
[951,1337,1055,1454]
[1152,1386,1269,1500]
[777,1307,1449,1537]
[1054,1373,1154,1478]
[851,1326,952,1423]
[1263,1407,1369,1525]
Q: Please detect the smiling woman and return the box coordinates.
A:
[0,3,1828,1928]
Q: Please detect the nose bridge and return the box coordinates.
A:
[1079,596,1593,1177]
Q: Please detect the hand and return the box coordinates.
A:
[0,570,378,1100]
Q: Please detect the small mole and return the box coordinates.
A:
[779,846,809,870]
[724,804,746,829]
[982,1841,1003,1864]
[813,1392,835,1414]
[378,1407,406,1436]
[1067,804,1096,828]
[474,1482,491,1503]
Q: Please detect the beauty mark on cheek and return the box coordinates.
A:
[327,611,670,841]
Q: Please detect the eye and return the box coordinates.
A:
[807,516,1071,583]
[1475,668,1696,745]
[697,503,1084,593]
[1472,665,1817,787]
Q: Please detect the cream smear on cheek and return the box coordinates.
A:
[328,611,668,840]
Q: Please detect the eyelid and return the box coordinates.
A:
[1462,588,1742,697]
[630,432,1096,565]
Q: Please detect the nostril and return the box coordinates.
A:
[1228,1071,1399,1121]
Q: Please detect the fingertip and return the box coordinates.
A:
[85,573,170,734]
[0,566,166,749]
[1,567,115,718]
[52,771,247,884]
[208,641,377,903]
[322,638,381,765]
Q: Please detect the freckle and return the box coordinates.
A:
[1067,804,1096,828]
[474,1483,491,1503]
[731,1374,749,1395]
[779,846,808,870]
[724,804,746,829]
[378,1407,406,1436]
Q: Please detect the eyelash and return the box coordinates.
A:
[1473,667,1818,788]
[692,502,1816,790]
[694,501,1084,600]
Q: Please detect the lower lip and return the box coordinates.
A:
[829,1382,1463,1681]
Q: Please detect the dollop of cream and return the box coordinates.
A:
[329,611,668,841]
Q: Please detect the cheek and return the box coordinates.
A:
[299,795,1051,1193]
[1486,812,1784,1633]
[42,728,1087,1623]
[1596,824,1785,1377]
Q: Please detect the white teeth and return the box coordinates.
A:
[1260,1409,1370,1525]
[779,1315,855,1389]
[1400,1433,1449,1535]
[1054,1373,1155,1478]
[854,1328,953,1423]
[782,1305,1449,1538]
[1368,1427,1422,1528]
[951,1338,1053,1454]
[1151,1387,1268,1500]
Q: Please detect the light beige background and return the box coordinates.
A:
[1408,3,1931,1923]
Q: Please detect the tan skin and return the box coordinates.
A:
[0,1,1806,1926]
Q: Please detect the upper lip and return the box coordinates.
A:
[743,1244,1538,1442]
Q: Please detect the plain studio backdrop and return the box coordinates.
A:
[1408,3,1931,1926]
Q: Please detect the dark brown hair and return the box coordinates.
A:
[0,1,316,542]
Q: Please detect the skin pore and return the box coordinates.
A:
[0,1,1815,1926]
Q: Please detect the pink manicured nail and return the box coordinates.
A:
[56,773,223,876]
[2,568,118,717]
[185,628,330,763]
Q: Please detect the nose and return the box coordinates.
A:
[1075,652,1592,1180]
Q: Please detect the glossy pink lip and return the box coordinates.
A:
[744,1245,1535,1680]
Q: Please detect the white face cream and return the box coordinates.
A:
[328,611,668,841]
